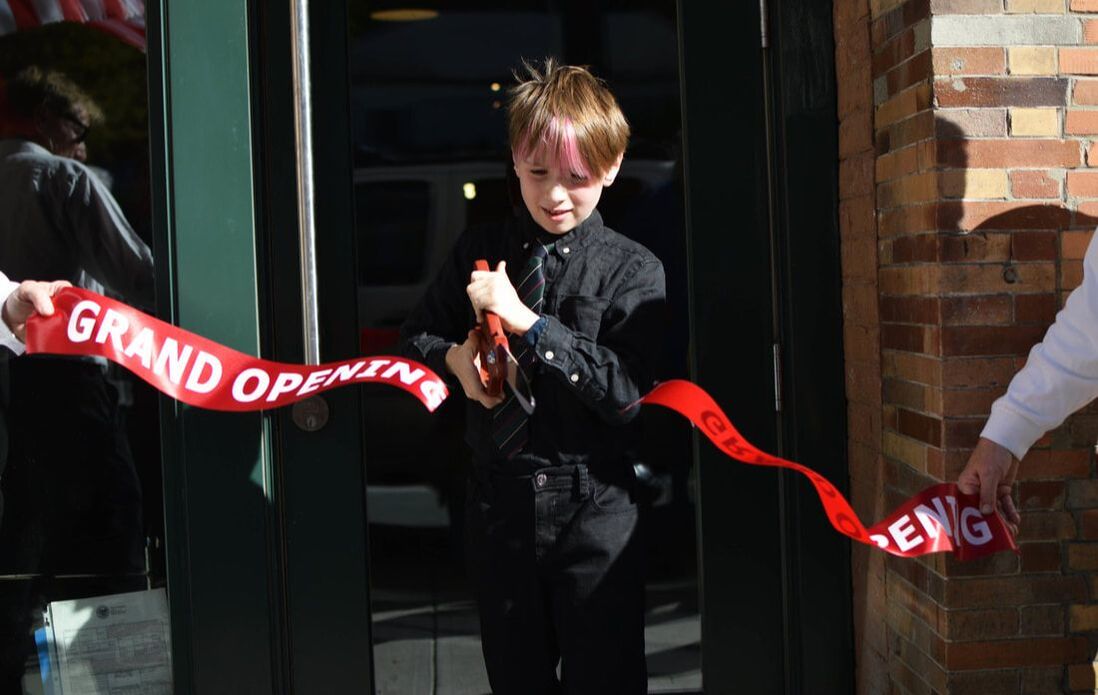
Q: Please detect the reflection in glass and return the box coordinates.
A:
[0,22,170,693]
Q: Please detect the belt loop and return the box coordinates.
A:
[574,464,590,501]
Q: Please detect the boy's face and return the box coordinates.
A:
[513,152,622,235]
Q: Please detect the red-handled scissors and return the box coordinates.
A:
[474,259,536,414]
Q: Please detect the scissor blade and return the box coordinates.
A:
[505,353,536,414]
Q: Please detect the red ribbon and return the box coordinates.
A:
[26,288,1016,560]
[25,288,448,412]
[638,381,1017,560]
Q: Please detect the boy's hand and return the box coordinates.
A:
[2,280,71,342]
[446,330,504,409]
[467,261,539,335]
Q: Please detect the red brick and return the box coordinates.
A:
[939,201,1072,231]
[947,671,1021,695]
[940,608,1019,641]
[1089,140,1098,166]
[942,261,1056,293]
[1012,231,1058,261]
[1067,170,1098,198]
[1020,542,1061,572]
[880,110,935,153]
[839,195,876,239]
[881,295,939,323]
[885,51,933,99]
[941,325,1051,357]
[933,47,1006,76]
[1063,230,1094,259]
[1081,509,1098,538]
[941,295,1012,325]
[1015,293,1057,324]
[1073,0,1098,10]
[840,154,875,200]
[1018,450,1091,480]
[1019,480,1066,510]
[1063,259,1083,289]
[873,27,917,78]
[1074,80,1098,106]
[839,108,873,158]
[882,323,936,352]
[880,204,938,236]
[1086,19,1098,44]
[936,108,1009,138]
[940,388,1002,414]
[944,574,1087,609]
[1062,49,1098,76]
[891,234,939,263]
[876,145,920,183]
[937,139,1081,168]
[939,232,1011,263]
[1022,668,1066,693]
[1066,110,1098,136]
[1009,170,1060,199]
[1069,664,1097,691]
[897,408,943,445]
[934,77,1068,108]
[941,357,1017,389]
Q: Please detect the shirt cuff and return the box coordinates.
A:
[0,279,23,355]
[522,316,548,347]
[980,402,1048,461]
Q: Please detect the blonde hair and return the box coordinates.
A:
[507,58,629,178]
[7,66,104,124]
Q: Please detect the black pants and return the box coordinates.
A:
[0,357,144,689]
[465,463,647,695]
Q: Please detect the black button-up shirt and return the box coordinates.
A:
[401,209,667,474]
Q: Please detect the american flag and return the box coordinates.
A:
[0,0,145,51]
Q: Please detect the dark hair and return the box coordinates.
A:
[6,66,103,124]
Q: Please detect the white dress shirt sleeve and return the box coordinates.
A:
[0,271,24,355]
[982,230,1098,460]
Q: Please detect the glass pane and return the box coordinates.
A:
[348,3,698,693]
[0,22,172,694]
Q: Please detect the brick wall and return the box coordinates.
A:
[837,0,1098,692]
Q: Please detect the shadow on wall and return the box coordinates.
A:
[930,118,1098,473]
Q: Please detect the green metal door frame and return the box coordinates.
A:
[147,0,280,691]
[147,1,372,691]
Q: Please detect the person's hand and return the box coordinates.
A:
[957,437,1021,533]
[2,280,71,342]
[445,330,504,409]
[466,261,539,335]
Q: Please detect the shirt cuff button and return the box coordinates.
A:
[569,373,579,383]
[544,350,554,360]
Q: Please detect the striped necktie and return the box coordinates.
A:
[492,242,552,458]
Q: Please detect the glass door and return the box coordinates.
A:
[339,2,699,693]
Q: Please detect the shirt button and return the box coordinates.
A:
[544,350,554,360]
[562,247,571,254]
[523,242,530,249]
[570,373,579,383]
[535,473,547,488]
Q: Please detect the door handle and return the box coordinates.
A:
[290,0,328,431]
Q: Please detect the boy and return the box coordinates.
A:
[401,59,666,694]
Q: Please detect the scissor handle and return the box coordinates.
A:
[474,259,507,396]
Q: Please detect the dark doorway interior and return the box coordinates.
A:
[345,2,699,692]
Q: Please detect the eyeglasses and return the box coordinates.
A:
[60,113,90,144]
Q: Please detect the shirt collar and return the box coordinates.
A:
[519,208,603,255]
[0,139,51,159]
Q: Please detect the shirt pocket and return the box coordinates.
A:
[556,294,611,341]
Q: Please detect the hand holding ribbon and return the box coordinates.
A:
[25,287,448,412]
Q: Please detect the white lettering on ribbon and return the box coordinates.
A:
[185,351,223,393]
[232,368,270,403]
[67,300,102,342]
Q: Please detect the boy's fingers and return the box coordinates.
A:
[496,261,506,273]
